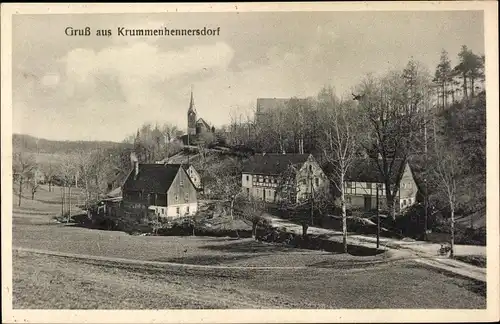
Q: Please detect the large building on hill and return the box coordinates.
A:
[122,159,198,219]
[183,88,215,145]
[241,153,329,204]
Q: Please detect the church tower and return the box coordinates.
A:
[187,86,197,136]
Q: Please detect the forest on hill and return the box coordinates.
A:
[12,134,130,155]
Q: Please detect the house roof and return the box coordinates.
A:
[349,159,407,183]
[324,158,407,184]
[122,164,181,193]
[242,153,311,175]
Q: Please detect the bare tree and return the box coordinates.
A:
[27,170,40,200]
[239,197,267,239]
[321,99,359,253]
[432,140,462,257]
[75,149,94,210]
[204,158,243,219]
[356,60,432,220]
[13,152,37,207]
[59,154,76,222]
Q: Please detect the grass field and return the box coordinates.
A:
[11,184,487,309]
[13,250,486,309]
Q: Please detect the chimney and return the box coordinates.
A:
[130,152,139,179]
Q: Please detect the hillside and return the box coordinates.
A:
[13,134,131,155]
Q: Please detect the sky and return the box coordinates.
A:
[12,11,484,142]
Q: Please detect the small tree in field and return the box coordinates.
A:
[13,152,37,207]
[27,171,40,200]
[240,197,267,239]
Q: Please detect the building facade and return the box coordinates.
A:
[241,153,329,204]
[340,159,418,212]
[122,161,198,219]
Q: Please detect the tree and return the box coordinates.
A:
[75,149,94,210]
[356,60,432,220]
[433,50,453,110]
[204,158,243,219]
[43,162,57,192]
[453,46,485,102]
[432,140,463,257]
[59,154,76,222]
[321,98,359,253]
[13,152,36,207]
[27,170,40,200]
[239,197,267,239]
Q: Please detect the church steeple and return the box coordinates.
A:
[187,85,197,136]
[188,85,196,114]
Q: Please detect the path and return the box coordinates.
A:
[264,214,486,282]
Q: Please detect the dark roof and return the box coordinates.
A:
[167,163,192,171]
[324,158,407,184]
[242,153,311,175]
[196,118,211,129]
[122,164,181,193]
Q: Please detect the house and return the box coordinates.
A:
[122,161,198,219]
[167,163,202,191]
[241,153,329,204]
[339,159,418,212]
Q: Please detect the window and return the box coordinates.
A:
[315,178,319,187]
[176,207,180,215]
[185,192,189,201]
[246,175,249,181]
[403,199,407,206]
[175,195,178,201]
[180,180,184,186]
[246,188,250,195]
[302,179,307,185]
[265,178,269,183]
[347,182,352,188]
[186,206,190,214]
[309,165,312,172]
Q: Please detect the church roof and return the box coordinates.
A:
[188,89,196,114]
[196,118,211,129]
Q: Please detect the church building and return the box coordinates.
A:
[184,88,215,145]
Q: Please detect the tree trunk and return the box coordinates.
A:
[462,72,468,102]
[18,177,23,207]
[302,222,308,238]
[341,190,348,254]
[31,190,35,200]
[230,198,235,220]
[252,222,257,239]
[385,185,396,221]
[450,204,455,258]
[48,181,52,192]
[61,186,65,217]
[67,186,72,223]
[471,77,475,99]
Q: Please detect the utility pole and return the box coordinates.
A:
[376,183,380,249]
